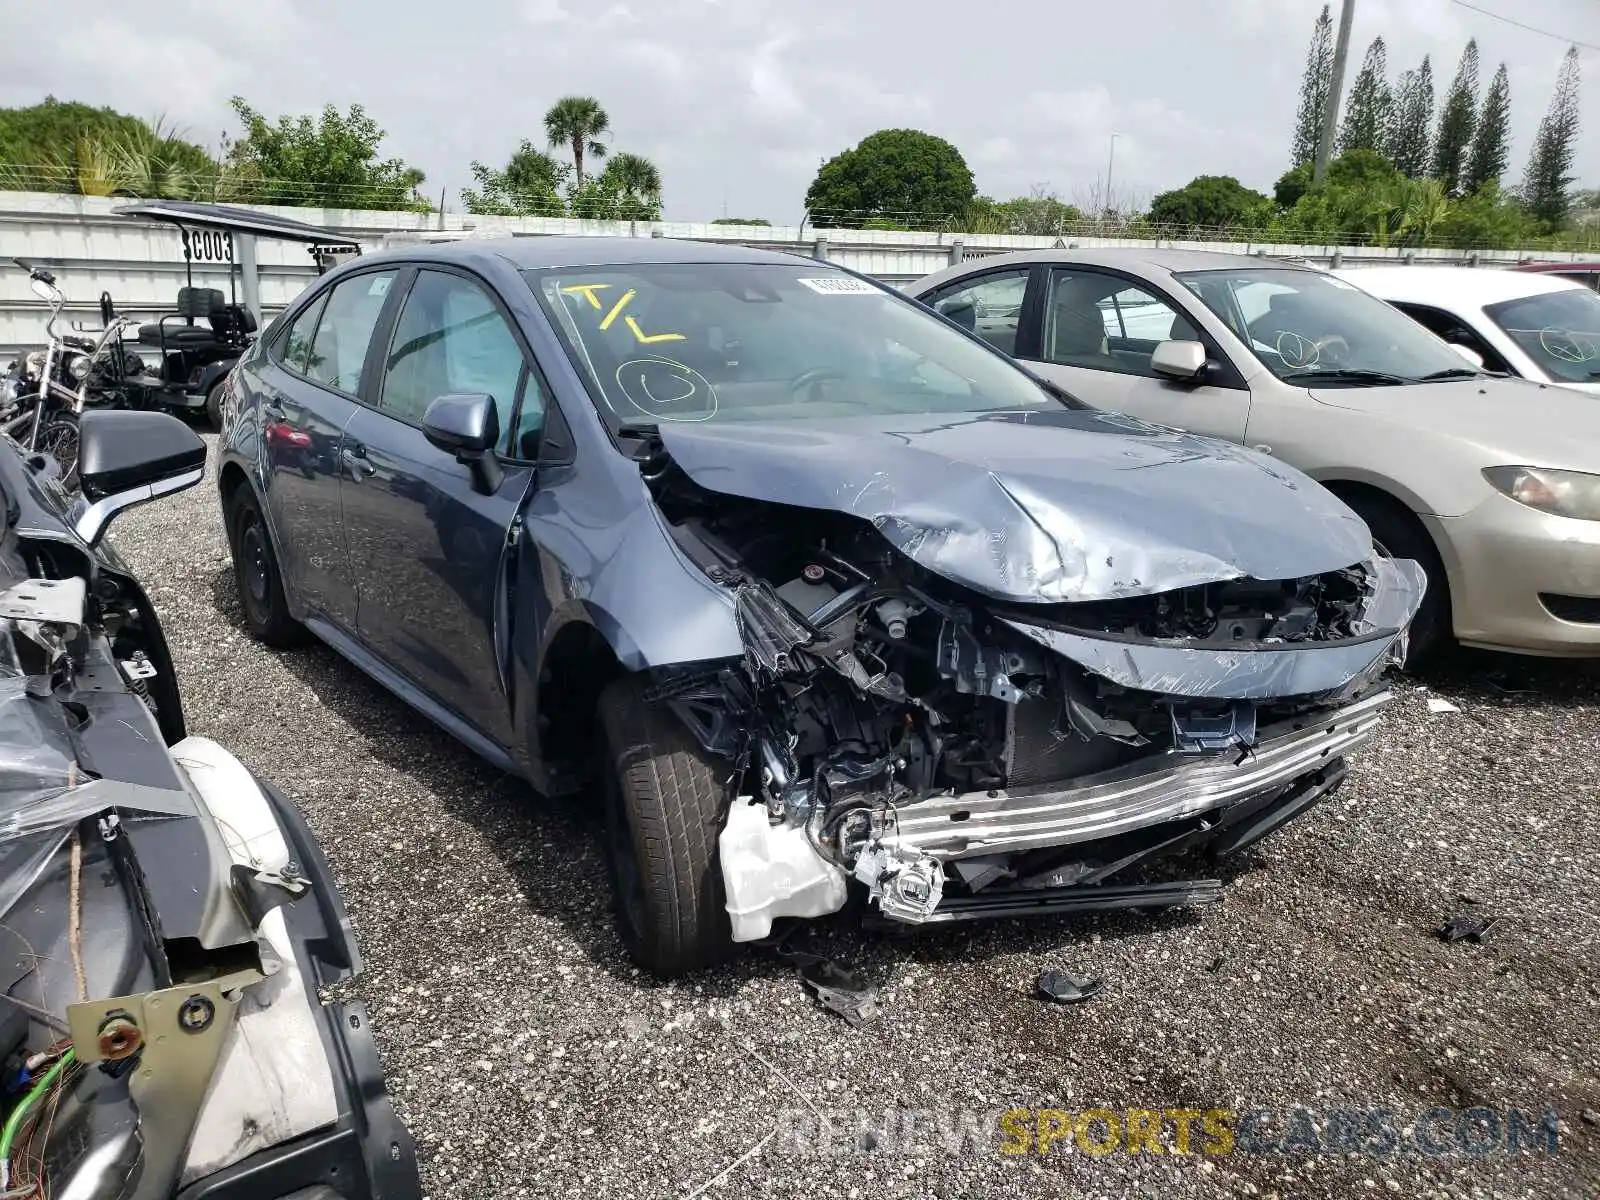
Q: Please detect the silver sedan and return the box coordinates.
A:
[913,247,1600,660]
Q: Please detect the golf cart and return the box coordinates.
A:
[105,201,361,426]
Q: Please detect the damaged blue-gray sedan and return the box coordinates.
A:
[216,237,1424,976]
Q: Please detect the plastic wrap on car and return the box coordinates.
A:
[0,676,189,922]
[999,557,1427,700]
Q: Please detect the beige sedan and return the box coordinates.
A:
[913,247,1600,659]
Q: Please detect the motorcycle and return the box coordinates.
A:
[4,260,151,490]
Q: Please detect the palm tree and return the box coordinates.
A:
[544,96,610,187]
[602,152,661,216]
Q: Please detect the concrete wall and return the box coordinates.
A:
[2,189,1592,359]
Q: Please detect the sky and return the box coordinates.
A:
[3,0,1596,221]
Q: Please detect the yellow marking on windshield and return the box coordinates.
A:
[599,289,637,330]
[561,283,611,310]
[626,316,686,344]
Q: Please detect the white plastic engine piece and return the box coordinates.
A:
[719,798,849,941]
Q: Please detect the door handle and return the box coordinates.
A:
[341,445,376,479]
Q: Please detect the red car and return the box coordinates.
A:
[1510,261,1600,291]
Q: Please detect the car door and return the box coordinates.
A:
[339,266,546,749]
[1019,266,1252,443]
[258,267,400,630]
[920,267,1039,358]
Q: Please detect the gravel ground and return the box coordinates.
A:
[114,440,1598,1199]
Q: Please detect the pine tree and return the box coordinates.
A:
[1523,46,1582,227]
[1431,40,1479,194]
[1290,5,1335,168]
[1387,56,1435,177]
[1338,38,1392,155]
[1464,63,1512,193]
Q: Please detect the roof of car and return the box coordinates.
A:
[1332,265,1585,306]
[912,246,1315,292]
[361,235,816,271]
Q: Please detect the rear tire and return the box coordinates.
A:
[1343,492,1451,666]
[596,676,734,976]
[226,487,307,648]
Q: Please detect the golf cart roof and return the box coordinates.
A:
[113,200,362,251]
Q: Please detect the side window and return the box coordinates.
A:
[1392,303,1512,373]
[1044,269,1190,376]
[510,368,548,459]
[927,271,1029,356]
[379,270,530,449]
[277,293,328,375]
[302,271,397,396]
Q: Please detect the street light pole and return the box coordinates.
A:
[1313,0,1356,184]
[1104,133,1121,215]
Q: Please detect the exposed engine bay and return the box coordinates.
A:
[636,440,1424,936]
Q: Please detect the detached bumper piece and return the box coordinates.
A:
[865,879,1225,926]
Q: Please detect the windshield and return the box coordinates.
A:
[526,263,1071,426]
[1175,267,1475,385]
[1484,288,1600,385]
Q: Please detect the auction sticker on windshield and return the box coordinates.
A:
[797,277,880,295]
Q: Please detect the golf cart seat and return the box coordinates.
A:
[138,287,227,347]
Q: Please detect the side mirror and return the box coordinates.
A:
[937,299,977,333]
[73,411,206,547]
[423,393,502,494]
[1151,339,1209,382]
[100,292,115,325]
[1449,343,1484,370]
[29,277,60,305]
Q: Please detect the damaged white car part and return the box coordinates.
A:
[638,409,1425,936]
[0,410,417,1199]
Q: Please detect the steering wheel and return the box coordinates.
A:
[1273,330,1350,370]
[1539,327,1600,364]
[789,367,848,401]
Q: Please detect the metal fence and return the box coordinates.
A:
[3,189,1593,359]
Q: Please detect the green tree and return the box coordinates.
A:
[544,96,610,188]
[570,152,662,221]
[0,98,212,194]
[1386,57,1435,177]
[710,217,770,225]
[805,129,975,228]
[966,191,1083,235]
[1148,175,1273,231]
[226,98,425,209]
[1273,162,1314,208]
[1522,46,1581,229]
[1431,40,1479,195]
[1435,180,1535,247]
[1464,63,1512,194]
[1337,38,1392,155]
[461,141,569,216]
[1290,5,1335,167]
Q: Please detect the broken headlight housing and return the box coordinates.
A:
[1483,466,1600,521]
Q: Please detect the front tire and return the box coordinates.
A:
[226,487,307,648]
[38,415,80,493]
[596,676,734,976]
[1345,493,1452,666]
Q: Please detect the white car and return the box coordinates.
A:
[1333,266,1600,395]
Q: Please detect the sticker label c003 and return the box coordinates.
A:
[798,276,880,295]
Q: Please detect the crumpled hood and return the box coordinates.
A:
[656,408,1374,603]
